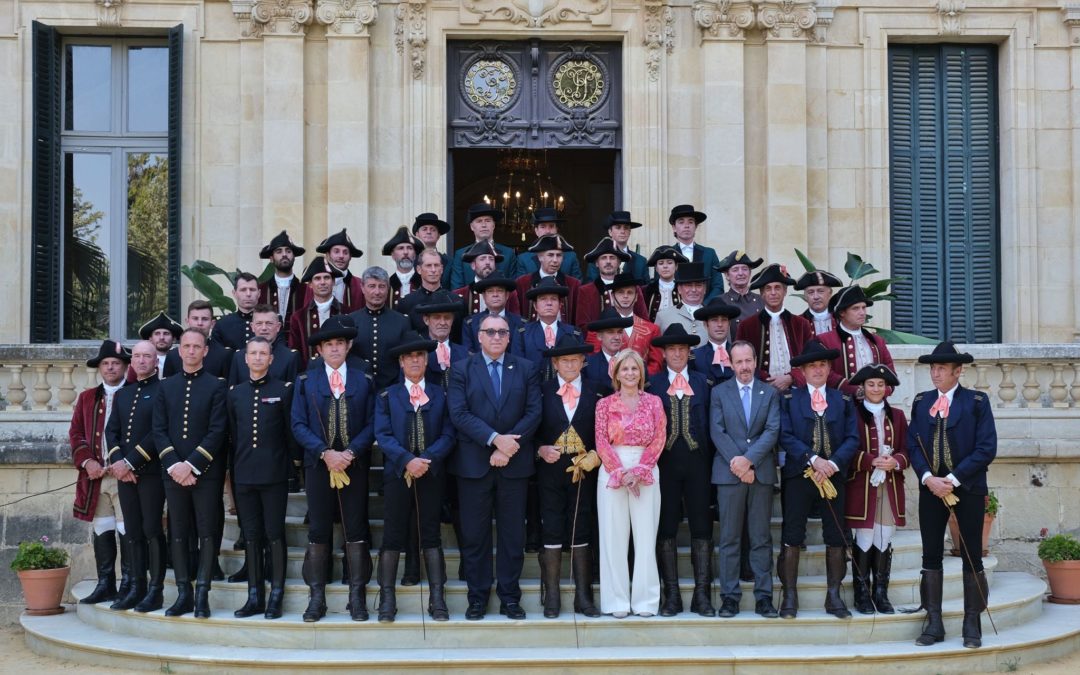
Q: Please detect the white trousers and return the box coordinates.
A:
[597,446,661,615]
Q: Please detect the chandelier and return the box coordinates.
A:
[483,149,565,244]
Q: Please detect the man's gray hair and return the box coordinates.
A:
[361,266,390,284]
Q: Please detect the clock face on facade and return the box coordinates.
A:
[552,58,604,110]
[464,59,517,110]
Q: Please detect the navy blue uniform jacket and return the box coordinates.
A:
[907,386,997,494]
[290,365,375,468]
[779,386,859,479]
[375,381,457,480]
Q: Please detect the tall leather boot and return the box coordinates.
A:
[227,540,250,584]
[571,546,600,618]
[538,547,562,618]
[165,538,194,617]
[657,539,682,616]
[377,549,400,623]
[962,569,988,649]
[193,536,215,619]
[345,541,371,621]
[302,543,330,622]
[135,535,166,613]
[111,536,147,610]
[80,531,118,604]
[914,569,945,646]
[852,545,875,615]
[264,539,287,619]
[690,539,717,617]
[401,522,421,585]
[872,545,896,614]
[112,533,133,607]
[777,544,800,619]
[824,546,851,618]
[423,547,450,621]
[234,538,265,617]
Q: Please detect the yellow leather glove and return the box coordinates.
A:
[329,469,351,489]
[566,450,601,484]
[803,467,838,500]
[404,472,414,489]
[942,492,959,507]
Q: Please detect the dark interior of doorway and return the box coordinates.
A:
[449,148,619,256]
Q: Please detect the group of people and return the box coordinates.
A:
[68,203,997,650]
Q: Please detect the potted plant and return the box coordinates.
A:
[948,492,999,557]
[1038,533,1080,604]
[10,536,70,615]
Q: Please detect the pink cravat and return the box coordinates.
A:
[712,344,731,367]
[811,388,827,413]
[436,342,451,369]
[558,382,579,411]
[409,383,429,408]
[330,369,345,398]
[930,394,950,419]
[544,324,556,347]
[667,373,693,397]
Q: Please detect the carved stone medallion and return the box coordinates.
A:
[464,59,517,110]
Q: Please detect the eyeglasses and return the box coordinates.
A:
[479,328,511,338]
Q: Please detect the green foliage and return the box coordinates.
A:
[257,261,276,285]
[10,537,69,571]
[1038,534,1080,563]
[180,260,238,314]
[844,252,880,281]
[794,248,817,273]
[986,491,1000,516]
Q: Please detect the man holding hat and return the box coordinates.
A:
[449,203,518,289]
[908,342,996,650]
[515,208,584,280]
[644,245,689,322]
[794,270,843,338]
[668,204,724,300]
[692,297,742,383]
[736,263,813,391]
[257,230,306,324]
[817,285,895,398]
[72,340,132,606]
[212,272,261,351]
[374,331,457,623]
[777,339,859,620]
[453,240,522,316]
[289,258,344,360]
[717,250,765,335]
[382,226,425,307]
[409,212,452,288]
[462,272,524,353]
[311,228,365,313]
[291,315,376,622]
[133,311,183,380]
[514,277,582,383]
[515,233,581,322]
[584,274,663,375]
[654,262,710,336]
[576,237,649,327]
[585,211,649,282]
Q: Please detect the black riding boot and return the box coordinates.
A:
[424,547,450,621]
[777,544,800,619]
[165,538,194,617]
[657,539,682,616]
[852,545,875,615]
[345,541,371,621]
[111,536,147,610]
[962,569,988,649]
[81,531,118,604]
[690,539,716,617]
[264,539,287,619]
[377,549,400,623]
[915,569,945,646]
[571,546,600,617]
[135,535,166,613]
[234,539,265,617]
[193,536,215,619]
[302,543,329,622]
[871,545,895,613]
[824,546,851,619]
[538,548,562,618]
[401,521,421,586]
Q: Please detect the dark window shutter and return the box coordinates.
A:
[31,21,61,343]
[167,24,183,320]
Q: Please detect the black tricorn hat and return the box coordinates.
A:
[414,291,465,316]
[693,297,741,321]
[829,285,874,316]
[525,276,569,300]
[138,311,183,340]
[315,228,363,257]
[849,363,900,388]
[794,269,844,291]
[528,234,574,253]
[471,271,517,293]
[587,308,634,332]
[584,237,632,264]
[674,262,709,284]
[917,341,975,365]
[542,334,593,359]
[462,239,504,263]
[717,249,764,274]
[651,323,701,348]
[87,340,132,367]
[608,271,644,291]
[381,226,425,257]
[668,204,707,225]
[607,210,643,230]
[749,263,795,290]
[467,202,503,224]
[259,230,306,259]
[388,331,438,360]
[790,338,842,368]
[412,212,450,236]
[532,207,564,226]
[301,257,344,283]
[308,315,358,346]
[646,245,689,267]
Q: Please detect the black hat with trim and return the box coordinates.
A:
[528,234,574,253]
[381,226,425,257]
[849,363,900,388]
[651,323,701,348]
[749,263,796,290]
[584,237,632,264]
[301,257,344,283]
[790,338,842,368]
[462,239,504,263]
[315,228,363,257]
[917,341,975,365]
[829,285,874,316]
[717,250,764,274]
[412,212,450,236]
[646,245,689,267]
[525,276,569,300]
[794,269,844,291]
[87,340,132,367]
[259,230,306,259]
[138,311,183,340]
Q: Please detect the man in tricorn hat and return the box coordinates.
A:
[257,230,306,324]
[909,342,996,650]
[134,311,182,380]
[312,228,365,313]
[515,208,584,280]
[289,257,344,361]
[449,203,518,289]
[794,269,843,338]
[576,237,648,327]
[515,233,581,322]
[382,226,425,307]
[586,211,649,282]
[668,204,724,300]
[654,262,710,336]
[735,263,813,391]
[409,212,452,288]
[817,285,895,398]
[717,250,765,335]
[643,245,689,322]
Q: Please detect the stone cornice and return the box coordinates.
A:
[643,0,674,81]
[1062,2,1080,30]
[395,0,428,79]
[938,0,965,36]
[316,0,378,36]
[694,1,818,42]
[242,0,314,37]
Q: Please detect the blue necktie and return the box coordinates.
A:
[490,360,502,399]
[741,385,752,429]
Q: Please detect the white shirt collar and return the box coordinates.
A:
[396,270,414,284]
[667,367,688,382]
[540,319,558,331]
[765,307,784,321]
[840,322,863,336]
[404,377,426,392]
[557,375,581,391]
[683,303,702,314]
[863,399,885,414]
[275,275,292,287]
[324,363,347,387]
[315,297,333,310]
[659,278,675,290]
[937,382,960,403]
[810,308,830,320]
[539,269,555,279]
[807,383,826,398]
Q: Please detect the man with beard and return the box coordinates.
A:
[164,301,235,379]
[449,203,518,288]
[348,267,413,391]
[410,212,452,288]
[257,230,306,324]
[515,233,580,322]
[289,258,344,361]
[132,311,182,380]
[212,272,261,351]
[735,264,814,391]
[383,226,424,307]
[795,270,844,338]
[585,211,649,282]
[576,237,648,327]
[717,251,765,336]
[514,208,584,280]
[453,241,521,316]
[309,228,365,313]
[643,246,688,322]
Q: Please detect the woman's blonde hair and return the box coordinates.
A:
[610,349,646,393]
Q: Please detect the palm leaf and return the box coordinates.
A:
[181,265,236,312]
[845,252,879,281]
[863,278,899,299]
[794,248,817,273]
[256,262,276,284]
[869,327,938,345]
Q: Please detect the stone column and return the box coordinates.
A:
[396,0,430,224]
[1065,6,1080,341]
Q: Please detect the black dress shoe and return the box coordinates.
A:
[718,598,739,618]
[465,601,486,621]
[755,598,779,618]
[500,602,526,620]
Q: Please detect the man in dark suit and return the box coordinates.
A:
[709,340,780,618]
[778,339,859,620]
[449,203,519,288]
[447,314,542,620]
[908,342,997,649]
[668,204,724,300]
[515,233,581,322]
[692,297,741,383]
[410,212,453,290]
[164,300,235,378]
[347,266,413,391]
[462,273,523,353]
[514,208,584,281]
[513,277,582,382]
[735,263,813,391]
[257,230,306,325]
[585,211,649,282]
[228,304,302,386]
[397,248,454,332]
[414,292,469,388]
[212,272,260,351]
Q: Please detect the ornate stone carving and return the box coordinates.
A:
[95,0,124,28]
[643,0,674,81]
[460,0,610,28]
[1064,3,1080,43]
[757,1,817,40]
[937,1,965,36]
[249,0,314,37]
[813,0,838,43]
[394,1,428,79]
[693,1,756,41]
[316,0,377,35]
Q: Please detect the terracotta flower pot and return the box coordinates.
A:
[982,514,995,556]
[16,566,69,616]
[1044,560,1080,604]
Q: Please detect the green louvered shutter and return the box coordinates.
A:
[31,21,62,343]
[167,24,183,320]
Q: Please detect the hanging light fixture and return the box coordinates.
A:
[483,149,566,243]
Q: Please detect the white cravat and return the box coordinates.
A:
[156,354,166,379]
[766,308,791,378]
[841,322,874,369]
[658,279,675,310]
[332,277,345,303]
[678,242,694,259]
[315,298,333,324]
[396,271,415,297]
[102,382,123,435]
[275,275,292,318]
[809,308,832,335]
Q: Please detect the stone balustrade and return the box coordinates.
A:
[0,345,101,412]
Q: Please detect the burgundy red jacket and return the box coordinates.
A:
[845,402,908,529]
[69,386,108,522]
[735,309,814,388]
[816,327,895,397]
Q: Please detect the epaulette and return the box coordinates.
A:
[298,372,308,381]
[518,326,526,333]
[782,391,793,400]
[290,349,298,353]
[706,378,715,387]
[913,393,924,402]
[379,390,389,398]
[842,394,852,402]
[364,372,373,381]
[229,385,235,391]
[284,382,293,388]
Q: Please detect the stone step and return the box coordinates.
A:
[25,576,1079,673]
[217,530,928,580]
[153,556,996,615]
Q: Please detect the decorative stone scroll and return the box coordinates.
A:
[95,0,124,28]
[394,1,428,79]
[938,0,966,36]
[460,0,610,28]
[693,1,755,40]
[757,1,818,40]
[316,0,378,35]
[248,0,314,37]
[643,0,675,82]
